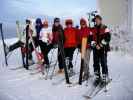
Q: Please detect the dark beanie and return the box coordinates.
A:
[94,15,102,21]
[54,18,60,23]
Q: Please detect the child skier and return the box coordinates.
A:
[64,19,77,74]
[39,20,53,67]
[91,15,111,85]
[52,18,65,74]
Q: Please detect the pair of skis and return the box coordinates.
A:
[57,38,70,84]
[52,33,89,85]
[83,79,112,99]
[16,21,26,68]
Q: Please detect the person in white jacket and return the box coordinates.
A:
[39,20,53,67]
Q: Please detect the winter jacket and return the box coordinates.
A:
[39,27,53,44]
[64,27,77,48]
[91,24,111,51]
[21,24,35,44]
[79,26,91,48]
[52,25,64,45]
[35,25,43,39]
[76,28,80,46]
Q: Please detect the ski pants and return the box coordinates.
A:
[93,48,108,77]
[83,48,91,78]
[9,40,24,52]
[28,37,39,60]
[58,46,64,70]
[39,41,53,65]
[9,37,39,60]
[9,40,33,60]
[64,47,76,69]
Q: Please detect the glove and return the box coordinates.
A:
[101,39,107,45]
[53,44,58,48]
[91,41,96,48]
[96,45,101,50]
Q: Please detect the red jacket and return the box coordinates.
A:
[76,28,80,45]
[64,27,77,48]
[79,27,91,48]
[52,31,59,44]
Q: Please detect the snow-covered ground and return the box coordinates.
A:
[0,38,133,100]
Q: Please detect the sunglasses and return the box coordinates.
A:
[55,21,60,23]
[66,22,72,25]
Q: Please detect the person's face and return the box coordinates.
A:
[26,21,30,25]
[55,21,60,27]
[95,18,102,25]
[80,22,86,28]
[43,25,48,28]
[66,24,72,28]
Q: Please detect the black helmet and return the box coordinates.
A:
[54,18,60,23]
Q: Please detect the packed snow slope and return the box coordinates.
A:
[0,38,133,100]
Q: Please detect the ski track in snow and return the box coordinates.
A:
[0,38,133,100]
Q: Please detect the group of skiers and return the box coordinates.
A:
[5,15,111,85]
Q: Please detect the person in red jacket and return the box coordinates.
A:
[64,19,77,74]
[79,18,92,81]
[91,15,111,85]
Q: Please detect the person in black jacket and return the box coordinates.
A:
[52,18,65,74]
[91,15,111,85]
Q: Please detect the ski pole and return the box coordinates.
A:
[103,47,108,92]
[0,23,8,66]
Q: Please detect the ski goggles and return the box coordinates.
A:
[66,22,73,26]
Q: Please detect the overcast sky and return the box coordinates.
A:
[0,0,97,22]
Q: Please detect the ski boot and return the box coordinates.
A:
[28,59,35,66]
[4,43,9,56]
[101,74,110,85]
[68,68,75,77]
[57,69,64,74]
[83,71,91,81]
[93,74,101,86]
